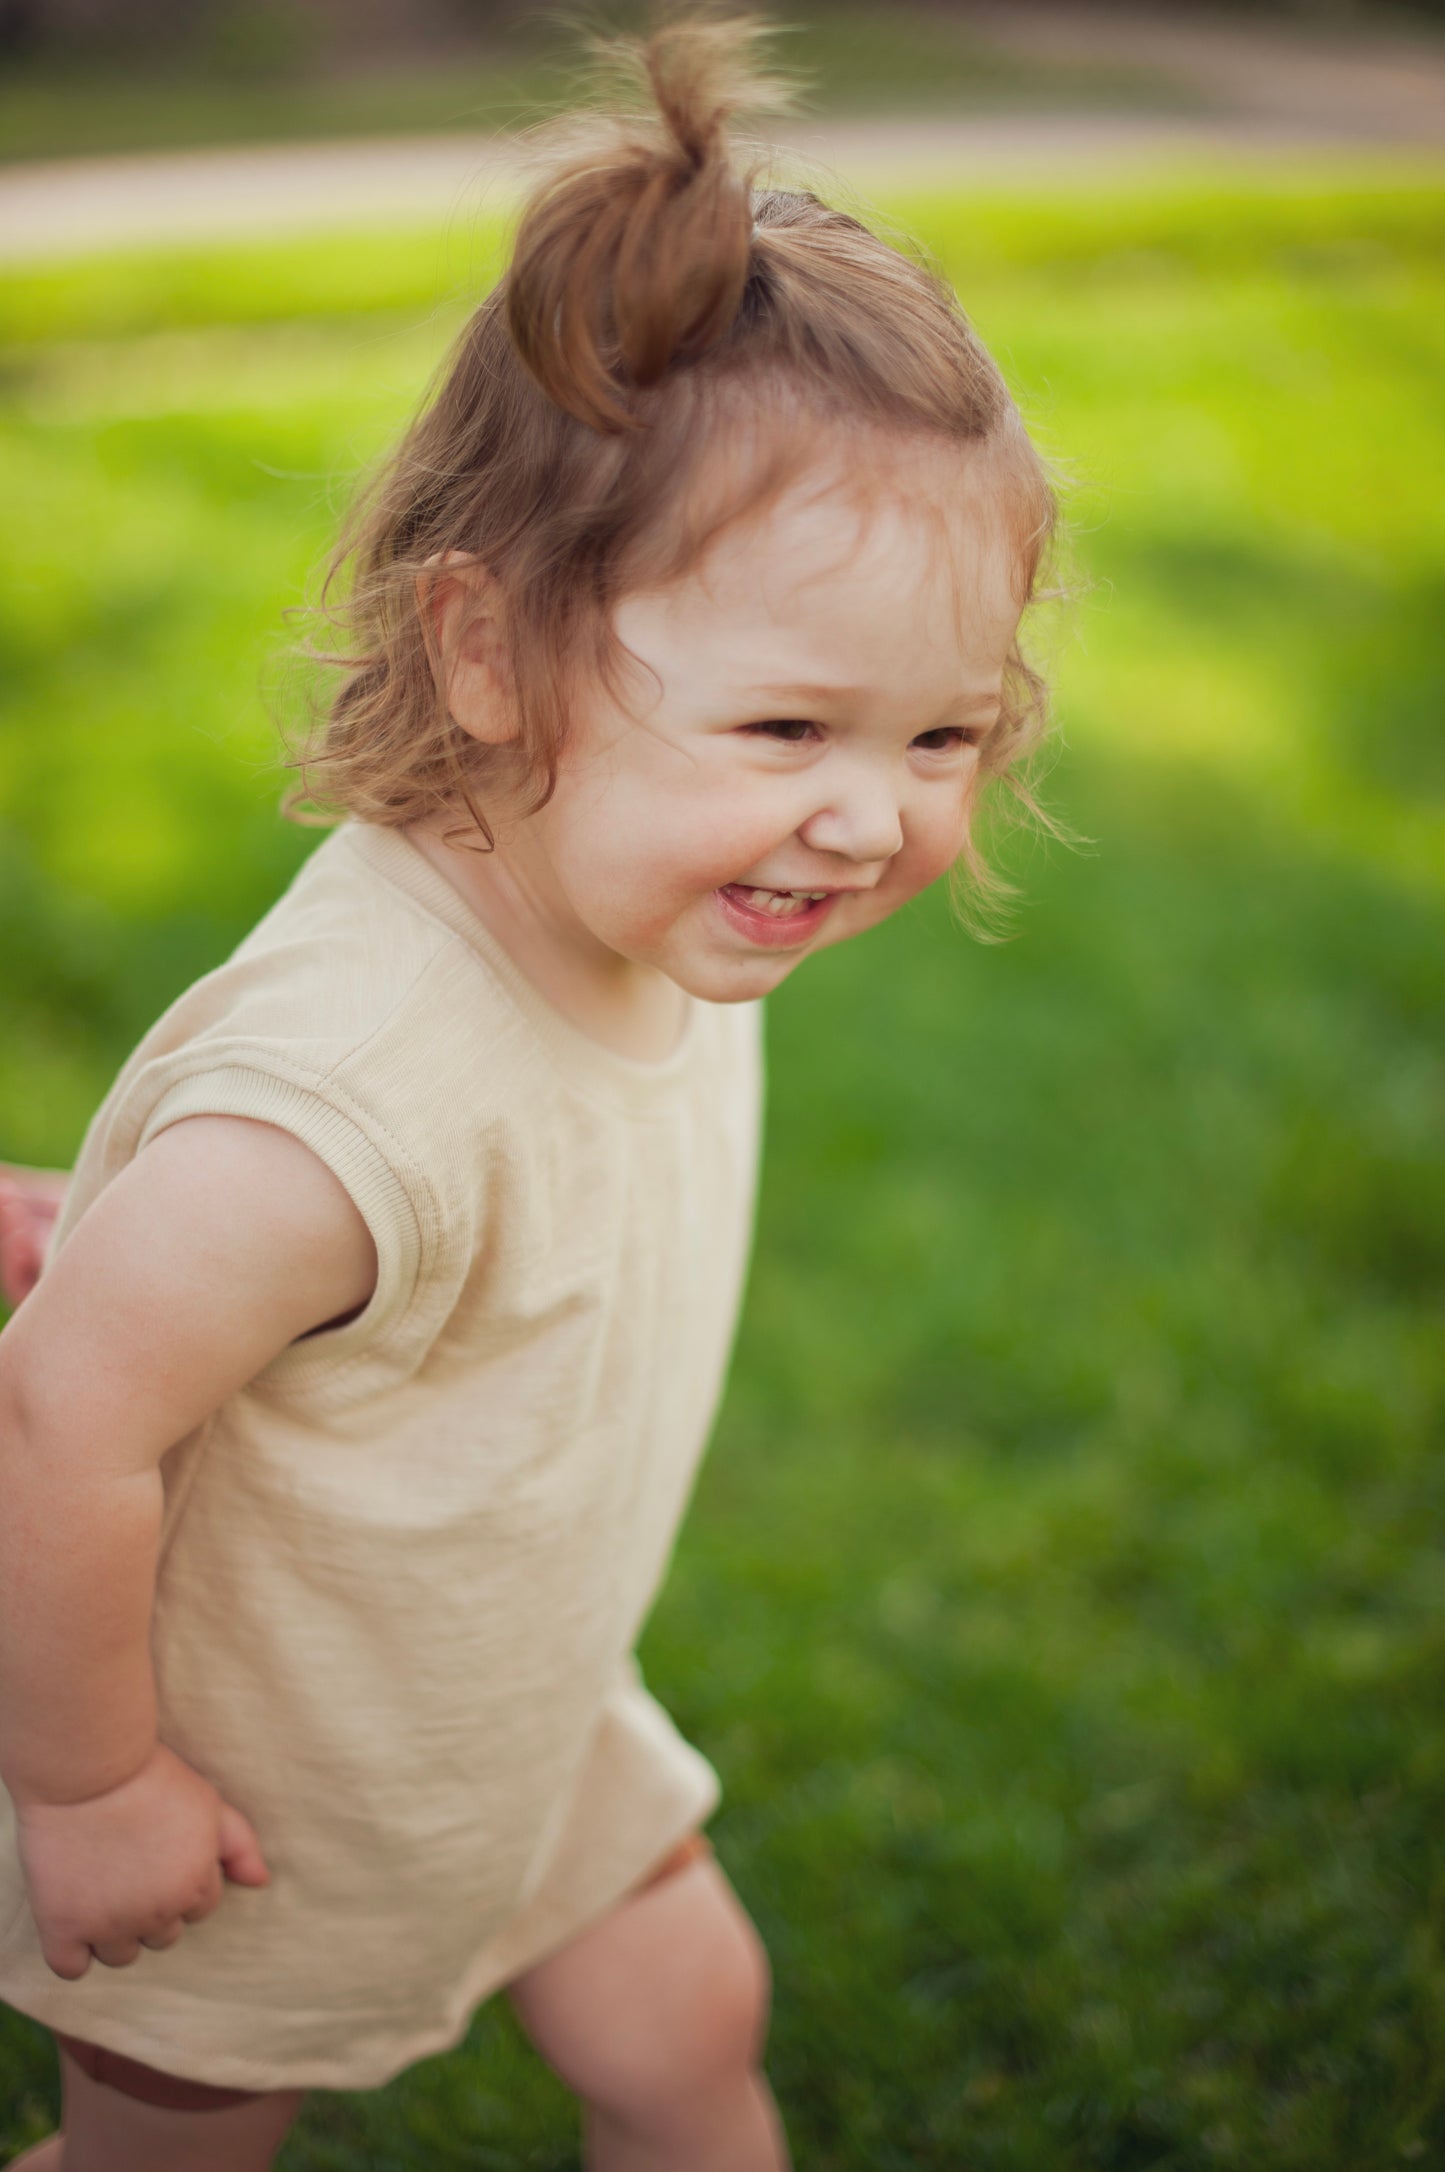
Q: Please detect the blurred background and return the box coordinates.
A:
[1,4,1443,2167]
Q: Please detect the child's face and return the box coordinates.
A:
[513,441,1024,1006]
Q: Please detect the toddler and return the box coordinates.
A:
[0,18,1065,2170]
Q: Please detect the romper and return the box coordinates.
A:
[0,820,764,2092]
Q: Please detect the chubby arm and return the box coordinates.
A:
[0,1115,377,1973]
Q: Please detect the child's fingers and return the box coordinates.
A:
[88,1934,143,1970]
[180,1865,225,1924]
[38,1926,92,1982]
[139,1920,185,1951]
[0,1179,65,1306]
[0,1237,43,1308]
[217,1800,270,1889]
[0,1191,43,1308]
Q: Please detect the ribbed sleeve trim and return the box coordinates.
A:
[138,1064,426,1397]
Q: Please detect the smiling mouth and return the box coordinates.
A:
[715,883,840,947]
[723,884,831,919]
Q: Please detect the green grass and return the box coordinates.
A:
[1,164,1443,2168]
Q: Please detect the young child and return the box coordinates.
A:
[0,17,1064,2169]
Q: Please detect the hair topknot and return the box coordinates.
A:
[507,15,788,432]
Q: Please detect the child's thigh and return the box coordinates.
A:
[53,2042,304,2172]
[506,1846,772,2114]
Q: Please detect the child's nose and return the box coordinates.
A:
[797,762,905,865]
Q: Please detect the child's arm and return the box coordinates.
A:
[0,1115,377,1977]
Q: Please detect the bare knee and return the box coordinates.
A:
[608,1896,771,2118]
[510,1858,773,2127]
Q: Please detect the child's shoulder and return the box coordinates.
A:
[52,825,536,1351]
[232,821,497,1039]
[72,825,537,1215]
[160,823,533,1102]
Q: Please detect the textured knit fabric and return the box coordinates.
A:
[0,822,764,2091]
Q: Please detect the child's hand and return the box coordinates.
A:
[13,1740,270,1981]
[0,1163,69,1308]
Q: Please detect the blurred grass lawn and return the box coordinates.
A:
[0,2,1220,163]
[1,163,1443,2169]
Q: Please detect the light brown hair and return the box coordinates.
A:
[287,13,1076,929]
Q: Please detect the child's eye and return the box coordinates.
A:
[912,727,979,754]
[744,719,818,744]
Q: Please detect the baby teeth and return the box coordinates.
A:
[740,887,829,915]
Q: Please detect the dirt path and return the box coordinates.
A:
[1,7,1439,263]
[967,4,1445,146]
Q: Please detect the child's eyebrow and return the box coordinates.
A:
[741,679,1000,712]
[738,678,849,702]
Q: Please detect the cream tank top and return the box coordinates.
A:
[0,822,764,2092]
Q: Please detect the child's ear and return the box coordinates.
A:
[417,550,519,746]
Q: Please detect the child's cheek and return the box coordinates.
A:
[671,803,777,896]
[901,801,973,902]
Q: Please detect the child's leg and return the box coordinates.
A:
[7,2041,304,2172]
[507,1838,790,2172]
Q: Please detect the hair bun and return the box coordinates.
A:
[506,16,787,433]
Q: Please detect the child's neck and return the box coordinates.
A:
[404,819,690,1066]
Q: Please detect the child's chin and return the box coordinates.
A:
[671,950,803,1004]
